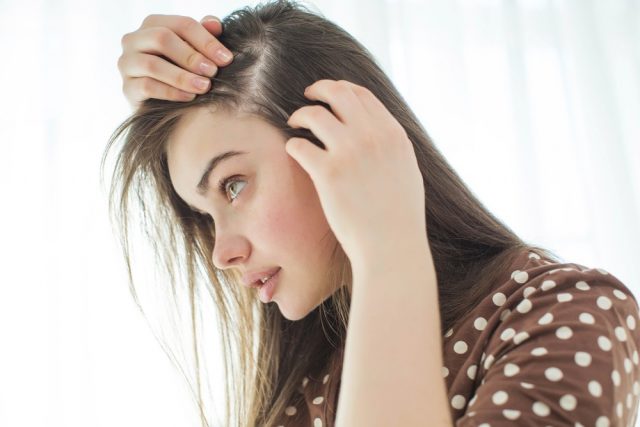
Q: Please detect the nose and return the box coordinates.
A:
[211,232,249,270]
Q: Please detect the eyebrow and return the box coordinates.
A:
[196,150,248,196]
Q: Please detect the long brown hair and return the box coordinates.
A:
[101,1,561,425]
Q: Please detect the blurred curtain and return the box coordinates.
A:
[0,0,638,426]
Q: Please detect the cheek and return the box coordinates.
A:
[255,183,330,255]
[256,194,308,250]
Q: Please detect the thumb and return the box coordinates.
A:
[285,137,324,181]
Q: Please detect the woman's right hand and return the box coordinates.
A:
[118,14,234,111]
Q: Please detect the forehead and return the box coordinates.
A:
[169,108,242,170]
[168,106,251,153]
[165,106,286,200]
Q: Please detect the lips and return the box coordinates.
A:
[258,268,280,303]
[242,267,281,288]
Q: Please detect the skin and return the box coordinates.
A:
[166,106,341,321]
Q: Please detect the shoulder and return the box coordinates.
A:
[468,250,639,375]
[445,250,639,352]
[485,251,638,352]
[445,250,640,426]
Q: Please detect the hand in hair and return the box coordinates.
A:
[117,14,234,111]
[286,79,428,270]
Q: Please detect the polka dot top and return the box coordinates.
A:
[273,345,344,427]
[274,250,640,426]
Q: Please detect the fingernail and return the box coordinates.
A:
[201,15,221,23]
[193,77,210,90]
[200,61,217,76]
[217,49,232,62]
[179,91,196,101]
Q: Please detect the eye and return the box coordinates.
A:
[217,174,246,202]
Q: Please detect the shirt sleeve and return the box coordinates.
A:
[455,265,640,427]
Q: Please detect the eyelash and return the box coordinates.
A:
[217,174,244,202]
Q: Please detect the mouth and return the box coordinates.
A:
[258,268,281,303]
[254,267,281,286]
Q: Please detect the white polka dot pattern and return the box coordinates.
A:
[272,250,640,426]
[444,251,640,427]
[273,349,343,426]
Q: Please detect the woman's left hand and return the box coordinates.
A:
[285,79,427,268]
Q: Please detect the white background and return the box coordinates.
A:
[0,0,638,426]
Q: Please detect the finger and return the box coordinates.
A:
[124,76,197,106]
[287,105,347,151]
[348,83,400,132]
[302,80,367,128]
[285,137,326,182]
[138,14,233,66]
[121,53,211,95]
[124,26,222,80]
[200,16,223,35]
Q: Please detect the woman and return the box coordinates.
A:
[106,1,640,426]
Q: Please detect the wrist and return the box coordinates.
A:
[350,236,433,281]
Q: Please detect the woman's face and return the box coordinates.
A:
[166,106,340,321]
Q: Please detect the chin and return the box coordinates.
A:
[278,307,308,322]
[276,300,315,322]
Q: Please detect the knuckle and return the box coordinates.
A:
[349,83,363,93]
[151,27,173,48]
[309,105,326,119]
[353,84,372,98]
[116,54,125,73]
[176,72,191,88]
[327,82,344,98]
[135,77,149,98]
[138,77,153,97]
[141,55,157,74]
[120,32,131,48]
[336,79,352,90]
[169,87,186,100]
[290,105,325,122]
[185,50,200,68]
[177,16,198,33]
[141,14,157,27]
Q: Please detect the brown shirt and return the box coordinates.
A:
[274,250,640,426]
